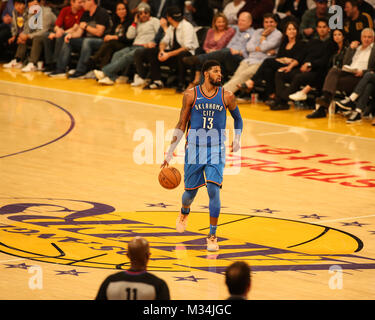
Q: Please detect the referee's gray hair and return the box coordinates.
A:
[361,28,375,37]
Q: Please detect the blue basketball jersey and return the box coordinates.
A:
[187,85,227,146]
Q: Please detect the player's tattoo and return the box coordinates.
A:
[176,92,192,131]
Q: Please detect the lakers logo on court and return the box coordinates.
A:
[1,197,374,274]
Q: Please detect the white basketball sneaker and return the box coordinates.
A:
[176,212,189,233]
[21,62,36,72]
[94,69,105,80]
[206,235,219,252]
[131,74,146,87]
[3,59,22,69]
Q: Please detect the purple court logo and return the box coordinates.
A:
[1,197,375,278]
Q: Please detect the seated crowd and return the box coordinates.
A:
[1,0,375,125]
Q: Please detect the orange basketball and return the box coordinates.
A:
[159,167,181,189]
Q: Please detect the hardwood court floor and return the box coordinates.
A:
[0,68,375,300]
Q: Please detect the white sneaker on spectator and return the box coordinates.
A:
[22,62,36,72]
[98,76,114,85]
[67,69,76,75]
[131,74,145,87]
[115,76,128,84]
[289,91,307,101]
[82,70,96,79]
[94,69,105,80]
[4,59,22,69]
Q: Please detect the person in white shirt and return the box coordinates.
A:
[223,0,246,25]
[142,6,199,92]
[93,2,160,85]
[223,13,282,93]
[307,28,375,119]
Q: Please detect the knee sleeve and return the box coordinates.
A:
[182,189,198,208]
[207,183,221,218]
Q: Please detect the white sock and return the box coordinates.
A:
[350,93,358,101]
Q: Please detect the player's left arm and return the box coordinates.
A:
[224,89,243,152]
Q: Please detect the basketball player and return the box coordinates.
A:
[95,237,170,300]
[161,60,243,252]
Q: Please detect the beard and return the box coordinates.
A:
[208,74,222,87]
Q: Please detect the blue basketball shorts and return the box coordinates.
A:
[184,143,226,190]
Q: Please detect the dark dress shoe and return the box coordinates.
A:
[306,106,327,118]
[270,103,290,111]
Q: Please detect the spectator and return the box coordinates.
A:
[237,0,274,29]
[89,1,133,69]
[225,261,251,300]
[42,0,85,73]
[95,237,170,300]
[223,0,245,25]
[184,12,235,89]
[223,13,282,94]
[307,28,375,118]
[299,0,331,40]
[237,20,304,102]
[49,0,111,78]
[2,0,26,67]
[0,0,14,61]
[130,16,169,87]
[344,0,373,45]
[5,0,56,71]
[336,70,375,123]
[289,28,349,101]
[202,13,235,56]
[271,18,335,110]
[182,11,254,81]
[139,6,198,92]
[93,2,159,85]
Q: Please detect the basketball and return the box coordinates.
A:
[159,167,181,189]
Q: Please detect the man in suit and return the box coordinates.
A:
[225,261,251,300]
[307,27,375,118]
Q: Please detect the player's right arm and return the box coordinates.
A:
[160,90,193,168]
